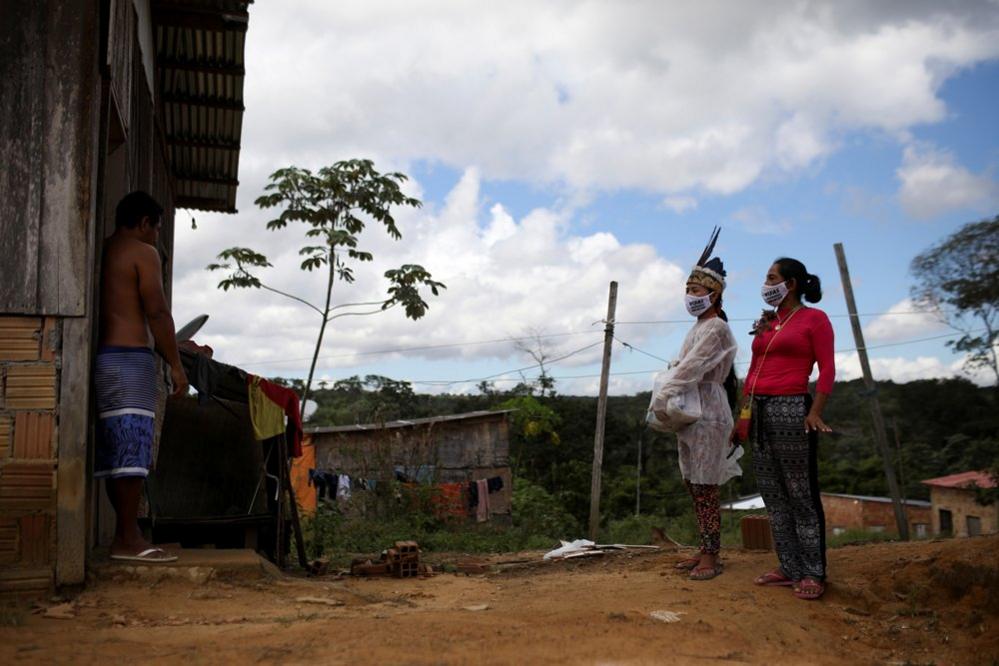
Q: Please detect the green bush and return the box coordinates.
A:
[302,478,582,563]
[511,478,580,539]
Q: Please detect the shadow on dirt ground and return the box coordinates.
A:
[2,534,996,665]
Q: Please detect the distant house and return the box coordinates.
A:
[922,471,998,538]
[294,410,514,524]
[821,493,931,538]
[723,492,932,537]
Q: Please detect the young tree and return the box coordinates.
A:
[514,327,557,397]
[208,160,445,416]
[911,215,999,386]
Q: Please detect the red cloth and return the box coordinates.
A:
[744,306,835,396]
[252,376,304,457]
[430,483,467,522]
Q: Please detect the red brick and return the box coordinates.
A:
[19,515,50,565]
[0,463,55,511]
[0,518,16,565]
[12,413,54,459]
[0,317,42,361]
[40,318,59,362]
[4,365,56,410]
[0,416,11,458]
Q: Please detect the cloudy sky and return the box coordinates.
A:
[173,0,999,396]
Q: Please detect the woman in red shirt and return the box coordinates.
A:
[740,257,834,600]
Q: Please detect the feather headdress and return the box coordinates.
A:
[686,226,726,292]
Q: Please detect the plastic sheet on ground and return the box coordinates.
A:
[542,539,660,560]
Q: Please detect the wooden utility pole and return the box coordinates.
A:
[635,427,643,517]
[834,243,909,540]
[588,281,618,540]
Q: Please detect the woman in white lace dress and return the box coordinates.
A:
[657,228,740,580]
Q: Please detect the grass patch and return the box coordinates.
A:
[828,528,897,548]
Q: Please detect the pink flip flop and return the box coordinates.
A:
[754,568,794,587]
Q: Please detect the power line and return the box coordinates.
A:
[411,340,605,388]
[613,336,671,364]
[232,309,939,368]
[232,329,600,368]
[615,311,939,326]
[402,329,979,386]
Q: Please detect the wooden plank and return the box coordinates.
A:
[0,0,45,313]
[37,0,102,315]
[56,316,91,586]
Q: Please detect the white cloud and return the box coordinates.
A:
[834,352,957,383]
[240,1,999,198]
[863,298,948,343]
[897,144,999,219]
[662,196,698,214]
[173,169,685,377]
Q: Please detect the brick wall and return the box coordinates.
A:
[821,495,864,531]
[930,486,999,537]
[0,316,60,597]
[821,494,932,537]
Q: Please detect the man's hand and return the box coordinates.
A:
[170,365,189,398]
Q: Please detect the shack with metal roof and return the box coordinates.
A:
[0,0,252,596]
[296,410,514,524]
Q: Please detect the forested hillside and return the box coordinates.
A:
[290,374,998,528]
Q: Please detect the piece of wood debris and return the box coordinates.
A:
[295,596,344,607]
[42,603,76,620]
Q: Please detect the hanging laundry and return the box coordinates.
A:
[467,480,479,510]
[309,469,330,500]
[254,376,304,457]
[487,476,504,493]
[336,473,352,501]
[475,478,490,522]
[247,376,285,441]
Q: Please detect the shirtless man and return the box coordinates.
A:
[96,191,188,562]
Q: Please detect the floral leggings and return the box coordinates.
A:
[686,481,721,554]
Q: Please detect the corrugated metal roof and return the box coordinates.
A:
[822,492,932,507]
[306,410,515,435]
[921,470,997,490]
[152,1,251,213]
[722,492,933,510]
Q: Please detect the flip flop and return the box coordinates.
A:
[793,577,825,600]
[689,564,723,581]
[673,557,701,571]
[754,568,794,587]
[110,547,178,564]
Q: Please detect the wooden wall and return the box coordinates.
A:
[0,0,177,596]
[311,415,513,522]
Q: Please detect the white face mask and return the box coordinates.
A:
[761,281,788,308]
[685,293,713,317]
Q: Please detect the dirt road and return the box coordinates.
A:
[2,535,996,665]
